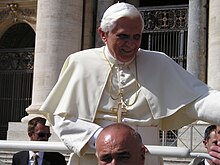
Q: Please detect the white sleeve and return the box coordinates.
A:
[52,115,101,156]
[88,127,103,149]
[186,89,220,125]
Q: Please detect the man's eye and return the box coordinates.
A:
[118,34,129,40]
[133,34,141,40]
[101,157,112,163]
[117,155,130,161]
[100,156,112,163]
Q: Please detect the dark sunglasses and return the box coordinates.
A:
[34,132,51,138]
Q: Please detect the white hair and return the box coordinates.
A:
[100,2,144,32]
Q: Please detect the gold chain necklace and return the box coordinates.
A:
[103,47,139,107]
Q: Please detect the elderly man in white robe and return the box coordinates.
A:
[40,2,220,165]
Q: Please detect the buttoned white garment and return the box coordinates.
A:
[96,46,158,126]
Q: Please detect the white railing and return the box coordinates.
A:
[161,122,209,152]
[0,140,213,160]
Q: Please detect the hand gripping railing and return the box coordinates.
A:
[0,140,213,160]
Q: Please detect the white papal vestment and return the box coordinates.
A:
[40,46,220,165]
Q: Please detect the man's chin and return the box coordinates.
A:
[118,55,135,62]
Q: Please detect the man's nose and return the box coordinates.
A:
[126,39,136,47]
[110,159,120,165]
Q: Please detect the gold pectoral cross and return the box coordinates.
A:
[112,101,128,123]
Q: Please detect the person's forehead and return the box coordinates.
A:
[120,16,141,24]
[112,17,142,33]
[106,133,136,151]
[206,131,216,144]
[209,130,216,138]
[98,138,132,156]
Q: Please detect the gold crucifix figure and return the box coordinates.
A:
[112,100,128,123]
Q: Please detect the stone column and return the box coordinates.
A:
[187,0,208,82]
[208,0,220,90]
[22,0,83,122]
[82,0,96,49]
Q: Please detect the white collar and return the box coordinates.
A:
[29,151,44,160]
[204,159,211,165]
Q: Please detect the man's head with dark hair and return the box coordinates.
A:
[27,117,51,141]
[28,117,47,133]
[204,125,216,141]
[202,124,217,165]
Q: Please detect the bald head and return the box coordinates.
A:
[95,123,145,165]
[97,123,143,144]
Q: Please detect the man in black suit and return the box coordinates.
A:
[12,117,66,165]
[197,125,217,165]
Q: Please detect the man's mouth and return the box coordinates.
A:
[121,50,134,56]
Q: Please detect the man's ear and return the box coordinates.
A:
[28,132,32,138]
[203,140,208,148]
[98,27,107,43]
[140,145,146,160]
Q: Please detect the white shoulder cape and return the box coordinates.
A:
[40,47,209,129]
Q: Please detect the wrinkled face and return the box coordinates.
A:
[204,130,217,153]
[99,16,142,63]
[96,130,145,165]
[28,123,51,141]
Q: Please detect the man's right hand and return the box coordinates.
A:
[209,141,220,164]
